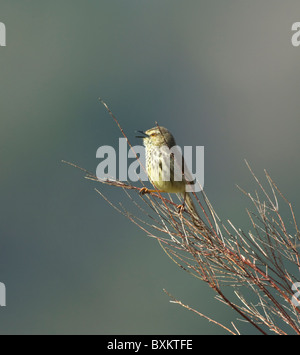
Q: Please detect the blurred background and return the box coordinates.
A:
[0,0,300,334]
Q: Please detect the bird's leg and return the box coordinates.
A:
[177,192,186,214]
[139,187,163,195]
[139,187,150,195]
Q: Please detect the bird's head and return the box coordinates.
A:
[136,126,176,148]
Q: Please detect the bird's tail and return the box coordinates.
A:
[182,192,209,234]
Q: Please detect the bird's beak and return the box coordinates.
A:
[135,130,149,138]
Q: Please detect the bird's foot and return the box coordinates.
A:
[139,187,163,195]
[139,187,150,195]
[177,204,185,214]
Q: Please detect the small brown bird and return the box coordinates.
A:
[136,126,207,231]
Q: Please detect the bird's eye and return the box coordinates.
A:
[151,133,157,137]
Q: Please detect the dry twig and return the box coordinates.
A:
[63,101,300,335]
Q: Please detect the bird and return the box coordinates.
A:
[136,125,206,230]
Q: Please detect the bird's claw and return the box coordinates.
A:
[177,204,185,214]
[139,187,150,195]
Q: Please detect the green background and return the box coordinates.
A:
[1,0,300,334]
